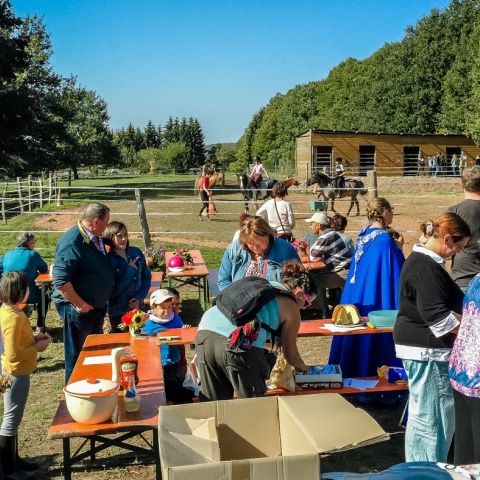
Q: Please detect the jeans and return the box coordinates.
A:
[403,359,454,462]
[0,375,30,436]
[56,302,106,383]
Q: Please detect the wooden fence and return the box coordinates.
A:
[0,173,58,223]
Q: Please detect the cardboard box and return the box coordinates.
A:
[294,365,342,385]
[158,394,389,480]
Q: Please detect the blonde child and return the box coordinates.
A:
[0,271,50,479]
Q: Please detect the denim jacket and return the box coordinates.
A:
[107,246,151,317]
[217,236,300,290]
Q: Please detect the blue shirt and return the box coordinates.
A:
[142,314,184,366]
[0,247,48,303]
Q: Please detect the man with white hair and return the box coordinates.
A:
[52,203,114,382]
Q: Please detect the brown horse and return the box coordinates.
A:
[193,172,224,195]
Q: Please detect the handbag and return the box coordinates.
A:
[268,352,296,392]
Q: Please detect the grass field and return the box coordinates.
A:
[0,173,464,478]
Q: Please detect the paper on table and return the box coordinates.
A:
[343,378,379,390]
[322,323,368,332]
[83,355,112,365]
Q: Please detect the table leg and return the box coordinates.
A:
[90,438,95,461]
[62,438,72,480]
[153,429,162,480]
[40,283,46,330]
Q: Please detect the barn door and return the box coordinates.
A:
[359,145,375,176]
[403,146,419,176]
[313,146,333,175]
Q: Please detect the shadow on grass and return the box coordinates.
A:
[36,361,66,374]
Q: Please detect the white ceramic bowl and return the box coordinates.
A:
[64,378,119,424]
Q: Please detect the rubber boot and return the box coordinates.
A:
[15,436,39,471]
[0,435,35,480]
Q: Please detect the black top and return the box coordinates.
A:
[448,199,480,288]
[393,250,463,356]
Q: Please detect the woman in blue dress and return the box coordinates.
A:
[328,198,405,378]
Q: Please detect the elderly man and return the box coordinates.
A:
[52,203,114,382]
[448,166,480,292]
[305,211,353,318]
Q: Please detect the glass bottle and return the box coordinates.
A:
[123,375,140,413]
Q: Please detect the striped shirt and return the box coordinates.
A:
[309,228,353,272]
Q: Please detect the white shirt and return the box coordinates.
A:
[256,198,295,235]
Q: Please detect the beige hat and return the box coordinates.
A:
[305,212,330,225]
[150,289,174,306]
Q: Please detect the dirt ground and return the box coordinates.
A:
[34,176,465,255]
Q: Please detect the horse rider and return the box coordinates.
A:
[250,155,269,188]
[333,157,346,195]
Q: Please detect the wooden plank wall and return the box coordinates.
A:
[295,130,480,177]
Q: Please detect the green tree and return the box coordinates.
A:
[144,120,161,148]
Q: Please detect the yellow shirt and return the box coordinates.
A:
[0,304,37,375]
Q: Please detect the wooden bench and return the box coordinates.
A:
[48,334,165,480]
[207,268,220,305]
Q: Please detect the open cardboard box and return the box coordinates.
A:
[158,393,389,480]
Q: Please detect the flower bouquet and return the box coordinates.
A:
[121,308,147,337]
[145,245,166,272]
[175,247,194,266]
[292,239,308,256]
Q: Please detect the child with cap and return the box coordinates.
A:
[142,289,192,403]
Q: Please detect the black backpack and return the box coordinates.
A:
[216,277,295,336]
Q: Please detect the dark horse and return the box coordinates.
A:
[238,173,277,212]
[238,175,300,213]
[306,172,367,216]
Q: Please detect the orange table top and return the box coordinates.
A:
[165,250,209,278]
[35,272,52,284]
[156,319,393,345]
[48,333,165,439]
[267,377,407,396]
[299,255,326,271]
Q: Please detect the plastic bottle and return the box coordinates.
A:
[123,376,140,413]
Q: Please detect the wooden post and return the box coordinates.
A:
[27,174,32,211]
[367,170,378,201]
[16,177,24,214]
[1,182,7,224]
[39,178,43,208]
[48,172,53,203]
[56,188,63,207]
[135,188,151,250]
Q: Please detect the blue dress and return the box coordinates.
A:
[328,227,405,377]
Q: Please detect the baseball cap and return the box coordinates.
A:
[150,289,174,306]
[305,212,330,225]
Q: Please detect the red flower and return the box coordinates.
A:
[121,308,140,325]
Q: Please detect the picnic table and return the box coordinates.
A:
[48,333,164,480]
[157,321,407,397]
[299,255,326,271]
[165,250,209,308]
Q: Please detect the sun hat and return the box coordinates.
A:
[150,289,175,306]
[304,212,330,226]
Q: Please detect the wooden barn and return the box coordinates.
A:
[295,129,480,178]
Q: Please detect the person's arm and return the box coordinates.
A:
[57,282,93,313]
[309,234,333,261]
[2,312,38,366]
[137,252,152,303]
[34,252,48,273]
[286,201,295,230]
[255,200,269,219]
[261,165,269,178]
[278,297,307,371]
[217,244,235,290]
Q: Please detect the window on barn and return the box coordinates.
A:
[359,145,375,176]
[403,146,420,176]
[313,146,332,175]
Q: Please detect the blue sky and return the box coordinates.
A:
[12,0,451,144]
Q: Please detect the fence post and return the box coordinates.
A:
[39,178,43,208]
[56,188,63,207]
[135,188,152,250]
[367,170,378,200]
[27,174,32,212]
[16,177,24,214]
[48,172,53,203]
[1,182,7,224]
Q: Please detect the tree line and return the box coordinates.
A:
[234,0,480,174]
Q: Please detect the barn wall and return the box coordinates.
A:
[295,130,480,178]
